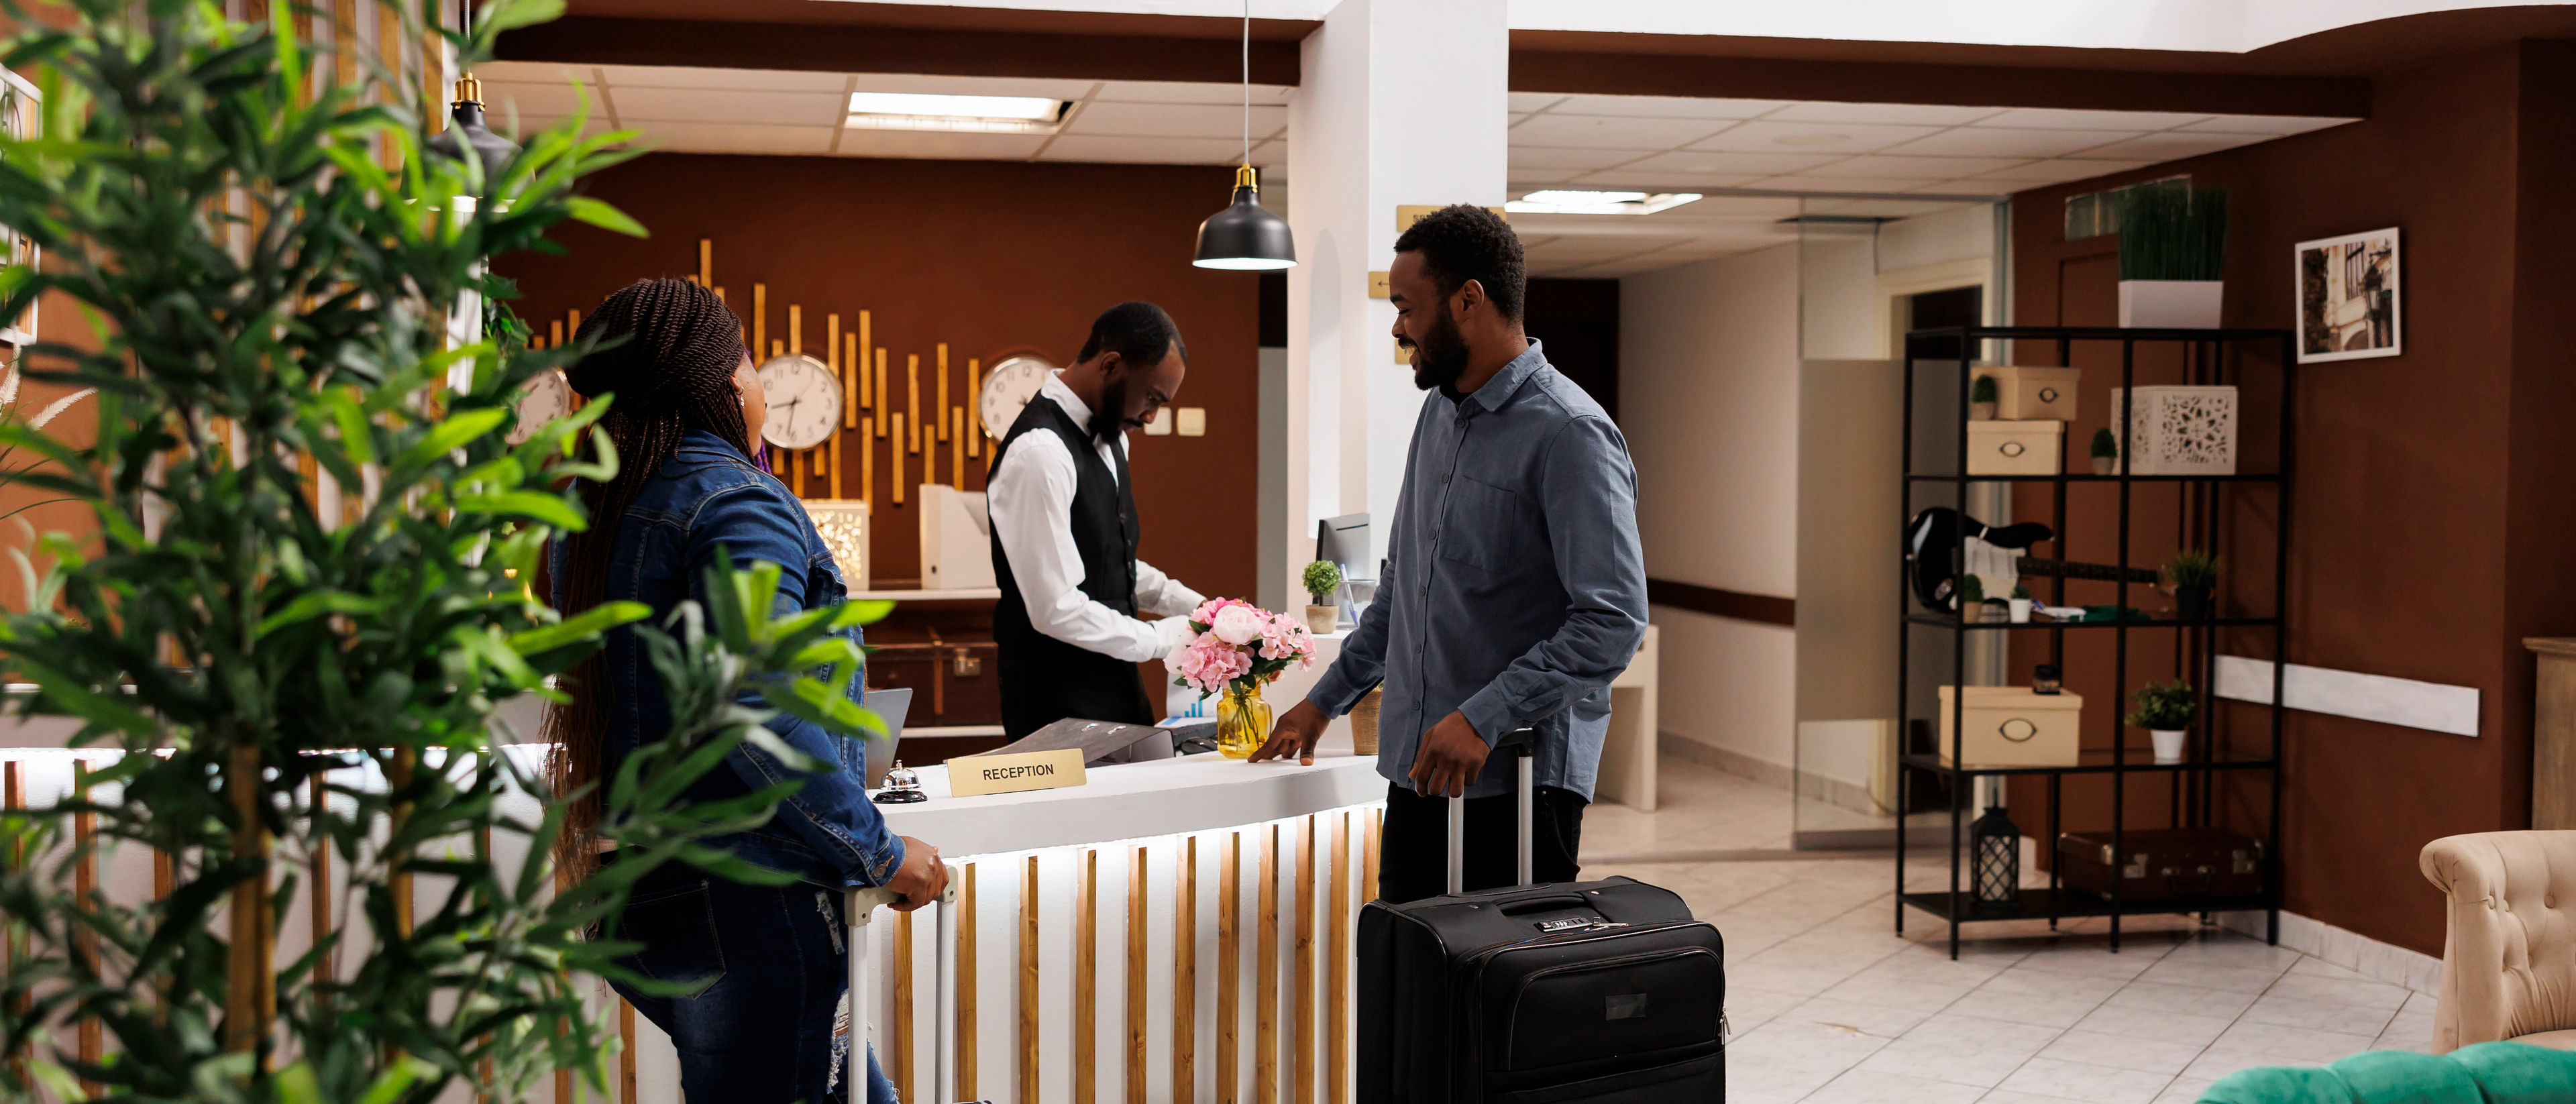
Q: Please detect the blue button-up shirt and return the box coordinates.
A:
[1305,341,1648,800]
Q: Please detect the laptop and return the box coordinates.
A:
[857,686,912,789]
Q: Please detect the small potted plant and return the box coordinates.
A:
[2127,680,2199,763]
[2165,550,2219,621]
[1970,374,1999,421]
[1958,573,1987,621]
[2008,585,2033,623]
[1301,559,1344,634]
[2090,427,2119,475]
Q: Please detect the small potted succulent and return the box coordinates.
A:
[2127,680,2199,763]
[2090,427,2120,475]
[1958,573,1988,622]
[2165,550,2219,621]
[1970,374,1999,421]
[1302,559,1345,634]
[2008,585,2033,623]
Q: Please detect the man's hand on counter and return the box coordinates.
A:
[1250,699,1330,765]
[883,835,947,911]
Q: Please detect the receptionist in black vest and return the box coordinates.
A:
[987,302,1206,740]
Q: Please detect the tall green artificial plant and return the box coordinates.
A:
[0,1,884,1100]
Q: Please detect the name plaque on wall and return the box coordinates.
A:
[947,748,1087,797]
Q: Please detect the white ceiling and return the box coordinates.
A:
[472,62,2356,280]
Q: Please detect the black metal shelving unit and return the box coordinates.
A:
[1894,324,2295,959]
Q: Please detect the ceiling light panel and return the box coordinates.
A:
[849,92,1063,121]
[1505,190,1703,215]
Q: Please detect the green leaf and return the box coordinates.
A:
[478,0,570,33]
[398,406,510,467]
[508,600,651,657]
[457,488,586,529]
[566,195,648,238]
[256,590,384,640]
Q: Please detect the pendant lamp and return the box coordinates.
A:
[1193,1,1295,270]
[424,5,517,195]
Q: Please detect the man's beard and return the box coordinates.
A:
[1088,374,1133,443]
[1408,303,1470,392]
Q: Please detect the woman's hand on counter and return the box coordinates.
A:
[884,835,947,911]
[1250,700,1330,766]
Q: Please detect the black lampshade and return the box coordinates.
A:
[1194,166,1295,272]
[425,78,519,197]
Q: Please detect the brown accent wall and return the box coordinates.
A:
[2006,41,2576,955]
[494,152,1263,611]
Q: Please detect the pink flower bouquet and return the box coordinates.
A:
[1167,598,1316,698]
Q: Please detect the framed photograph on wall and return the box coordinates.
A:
[2295,227,2400,363]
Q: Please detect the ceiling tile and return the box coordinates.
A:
[1248,137,1287,168]
[833,129,1051,160]
[843,72,1099,101]
[623,121,836,155]
[1092,80,1292,106]
[595,65,850,93]
[1746,174,1937,193]
[2068,131,2261,161]
[1824,154,2037,178]
[1067,101,1287,138]
[1565,170,1762,190]
[1974,107,2214,131]
[1764,101,2006,126]
[1620,150,1847,175]
[1509,93,1569,112]
[2179,115,2357,135]
[480,80,601,121]
[1964,159,2153,186]
[1508,146,1650,170]
[1686,120,1946,154]
[1880,127,2141,158]
[1510,113,1731,150]
[1544,95,1793,119]
[613,87,847,125]
[479,62,594,85]
[1038,134,1246,164]
[1508,169,1585,185]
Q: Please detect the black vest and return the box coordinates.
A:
[989,396,1155,738]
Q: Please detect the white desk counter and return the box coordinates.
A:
[880,744,1384,858]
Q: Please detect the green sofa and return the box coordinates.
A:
[2198,1042,2576,1103]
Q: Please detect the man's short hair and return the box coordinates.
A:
[1392,205,1526,322]
[1078,301,1189,368]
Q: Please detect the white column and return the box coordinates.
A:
[1281,0,1508,600]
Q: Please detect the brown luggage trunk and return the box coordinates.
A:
[2055,828,2263,902]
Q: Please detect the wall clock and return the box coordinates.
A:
[508,368,572,445]
[979,355,1059,439]
[757,353,843,450]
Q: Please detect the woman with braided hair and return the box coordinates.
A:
[545,278,943,1104]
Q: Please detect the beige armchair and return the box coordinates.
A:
[2420,830,2576,1052]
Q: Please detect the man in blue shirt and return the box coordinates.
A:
[1253,205,1648,903]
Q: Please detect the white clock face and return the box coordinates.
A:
[509,368,572,445]
[757,353,843,450]
[980,355,1059,439]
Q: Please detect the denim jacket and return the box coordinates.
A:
[551,428,904,889]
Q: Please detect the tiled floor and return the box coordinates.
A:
[1576,762,2432,1104]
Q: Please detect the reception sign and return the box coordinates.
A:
[947,748,1087,797]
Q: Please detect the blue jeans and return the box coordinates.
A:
[610,861,899,1104]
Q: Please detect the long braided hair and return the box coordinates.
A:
[546,278,757,874]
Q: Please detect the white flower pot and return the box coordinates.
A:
[2008,599,2033,623]
[2151,729,2187,763]
[2118,280,2224,329]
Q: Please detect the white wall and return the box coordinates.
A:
[1620,243,1801,769]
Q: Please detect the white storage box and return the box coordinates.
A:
[2118,280,2223,329]
[2109,385,2239,476]
[1966,420,2063,476]
[1974,366,2081,421]
[1937,686,2084,769]
[918,484,996,590]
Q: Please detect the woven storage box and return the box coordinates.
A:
[2109,386,2238,476]
[1937,686,2084,769]
[1975,366,2082,421]
[1966,420,2063,476]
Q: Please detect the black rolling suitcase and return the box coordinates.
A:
[1356,733,1727,1104]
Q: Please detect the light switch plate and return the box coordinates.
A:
[1368,271,1391,298]
[1143,408,1173,435]
[1175,407,1206,437]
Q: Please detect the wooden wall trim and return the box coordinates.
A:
[1646,579,1796,627]
[500,17,1301,86]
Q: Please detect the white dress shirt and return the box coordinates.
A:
[987,374,1206,663]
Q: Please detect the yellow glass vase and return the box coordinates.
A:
[1215,679,1273,759]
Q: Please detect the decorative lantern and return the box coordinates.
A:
[1972,804,2022,907]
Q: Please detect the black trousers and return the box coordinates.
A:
[1376,781,1587,905]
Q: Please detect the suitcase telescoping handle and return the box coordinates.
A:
[1447,728,1540,896]
[847,865,965,1104]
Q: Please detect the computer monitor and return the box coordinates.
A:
[857,686,913,789]
[1316,513,1370,577]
